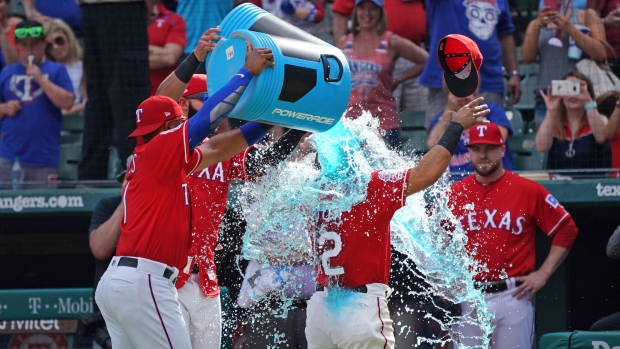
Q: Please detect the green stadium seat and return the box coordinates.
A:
[59,142,81,180]
[62,113,84,133]
[399,110,426,130]
[505,107,526,134]
[513,63,539,112]
[400,129,428,156]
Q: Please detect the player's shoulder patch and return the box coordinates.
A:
[377,169,404,182]
[545,194,559,209]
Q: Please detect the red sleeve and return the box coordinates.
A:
[166,13,187,48]
[228,148,250,181]
[551,217,579,250]
[313,0,325,23]
[332,0,355,16]
[369,169,411,213]
[250,0,262,7]
[533,183,573,238]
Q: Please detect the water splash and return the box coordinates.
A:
[238,112,493,348]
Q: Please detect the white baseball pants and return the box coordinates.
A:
[178,274,222,349]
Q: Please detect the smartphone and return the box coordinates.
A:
[551,80,580,96]
[543,0,559,12]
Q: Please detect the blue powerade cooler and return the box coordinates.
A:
[206,4,351,133]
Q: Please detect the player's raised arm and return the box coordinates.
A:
[187,47,274,150]
[406,97,490,196]
[156,27,222,101]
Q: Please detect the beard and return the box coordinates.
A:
[188,102,199,118]
[473,159,501,177]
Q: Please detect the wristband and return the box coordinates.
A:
[584,101,597,111]
[436,122,464,155]
[174,52,201,84]
[240,122,267,146]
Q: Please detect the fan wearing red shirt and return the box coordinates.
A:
[447,123,579,349]
[147,1,187,95]
[305,97,491,349]
[94,47,274,349]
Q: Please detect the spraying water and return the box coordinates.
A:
[238,113,493,348]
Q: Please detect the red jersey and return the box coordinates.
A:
[316,169,410,288]
[175,149,250,296]
[116,122,201,270]
[332,0,426,45]
[448,171,573,282]
[147,4,187,95]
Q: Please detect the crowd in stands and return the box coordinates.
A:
[0,0,618,189]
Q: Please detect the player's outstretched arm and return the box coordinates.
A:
[187,48,274,149]
[156,27,222,100]
[406,97,490,196]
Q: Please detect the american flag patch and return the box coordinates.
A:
[378,170,403,182]
[545,194,559,208]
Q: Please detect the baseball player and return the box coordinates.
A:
[305,97,491,349]
[447,122,579,348]
[94,47,274,349]
[154,29,306,346]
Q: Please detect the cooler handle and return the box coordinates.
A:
[321,54,343,82]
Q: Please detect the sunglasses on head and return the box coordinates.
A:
[15,26,44,40]
[46,36,66,50]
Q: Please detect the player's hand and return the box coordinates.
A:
[450,96,490,130]
[243,48,275,76]
[3,100,21,117]
[512,270,550,301]
[194,27,223,62]
[577,79,594,104]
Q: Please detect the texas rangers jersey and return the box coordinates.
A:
[116,122,201,270]
[316,169,410,289]
[175,149,250,296]
[448,171,572,282]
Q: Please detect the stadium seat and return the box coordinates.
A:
[505,107,526,134]
[399,110,428,156]
[61,113,84,144]
[59,142,81,181]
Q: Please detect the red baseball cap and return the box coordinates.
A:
[438,34,483,98]
[182,74,208,98]
[466,123,504,147]
[127,96,185,139]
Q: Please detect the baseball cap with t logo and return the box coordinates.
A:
[437,34,483,98]
[466,123,504,147]
[127,96,186,139]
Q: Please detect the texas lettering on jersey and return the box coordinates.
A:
[460,209,526,235]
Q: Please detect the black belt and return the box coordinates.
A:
[118,257,177,284]
[316,284,368,293]
[475,280,523,294]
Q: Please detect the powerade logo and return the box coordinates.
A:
[271,108,335,125]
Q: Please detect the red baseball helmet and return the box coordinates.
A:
[127,96,185,139]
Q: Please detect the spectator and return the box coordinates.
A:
[418,0,521,130]
[175,0,233,74]
[605,99,620,177]
[337,0,428,150]
[44,18,85,115]
[427,88,515,178]
[0,0,18,69]
[589,224,620,331]
[77,0,152,180]
[0,20,74,189]
[331,0,428,112]
[522,2,606,126]
[447,122,579,349]
[94,46,275,348]
[250,0,325,34]
[147,0,186,96]
[594,0,620,78]
[535,71,609,175]
[21,0,82,36]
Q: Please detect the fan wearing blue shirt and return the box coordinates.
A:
[0,20,74,189]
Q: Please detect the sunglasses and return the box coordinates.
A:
[15,26,45,40]
[186,93,209,102]
[46,36,66,50]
